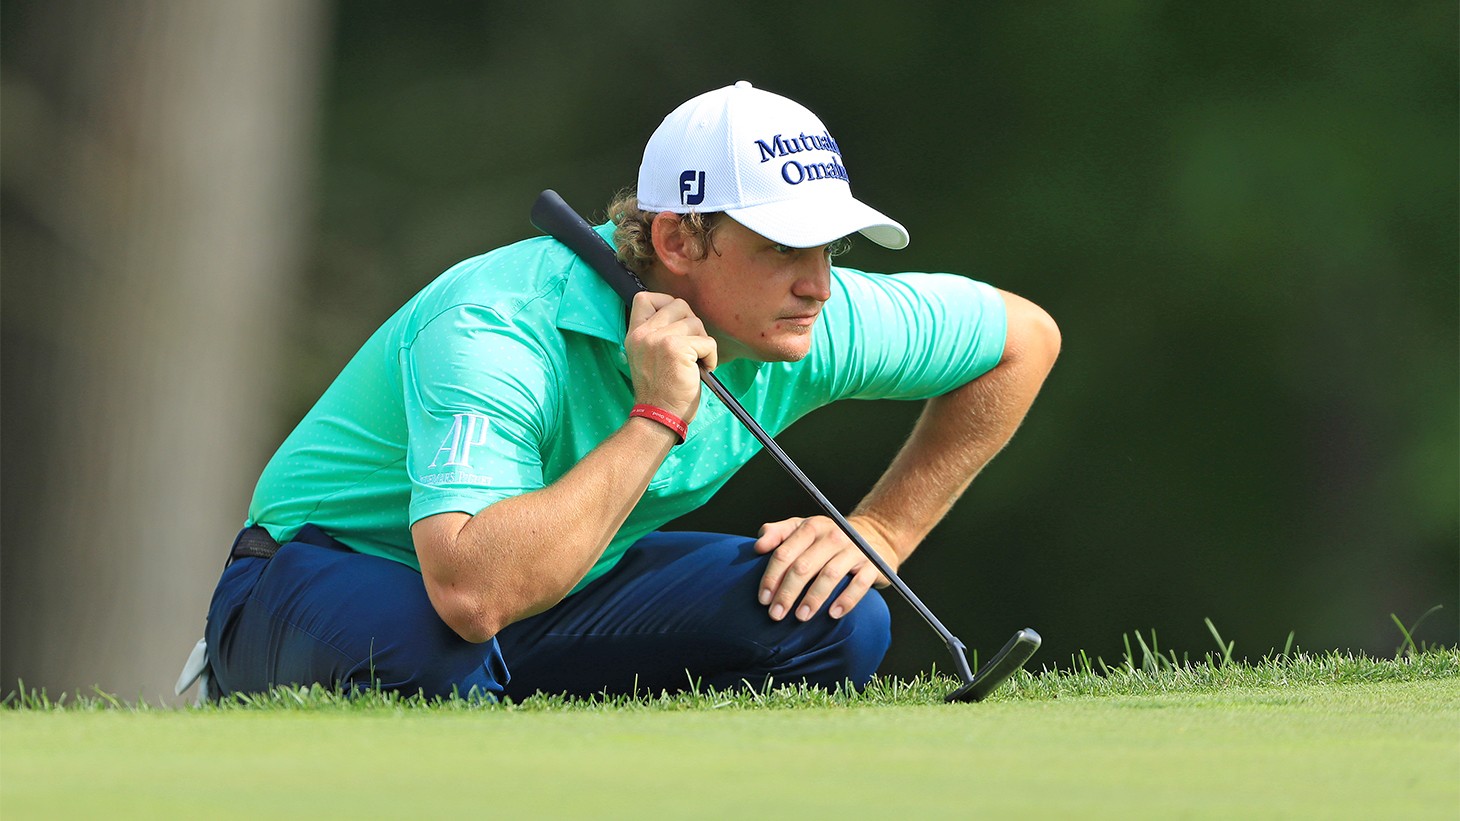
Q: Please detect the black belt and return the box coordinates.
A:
[230,526,282,562]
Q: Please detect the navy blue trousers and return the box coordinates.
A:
[204,527,891,700]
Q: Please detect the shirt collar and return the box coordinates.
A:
[554,222,630,346]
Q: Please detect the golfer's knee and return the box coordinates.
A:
[829,589,891,685]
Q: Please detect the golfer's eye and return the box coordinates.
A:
[771,244,794,255]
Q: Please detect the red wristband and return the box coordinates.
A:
[629,404,688,444]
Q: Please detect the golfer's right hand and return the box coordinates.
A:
[625,291,717,424]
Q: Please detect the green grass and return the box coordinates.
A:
[4,642,1458,818]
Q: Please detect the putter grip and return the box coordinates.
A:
[530,189,646,305]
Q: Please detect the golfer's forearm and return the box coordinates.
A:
[419,418,676,641]
[853,295,1059,562]
[850,378,1015,561]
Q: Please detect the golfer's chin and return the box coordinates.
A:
[749,330,815,364]
[721,325,817,363]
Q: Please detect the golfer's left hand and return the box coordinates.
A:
[754,515,900,622]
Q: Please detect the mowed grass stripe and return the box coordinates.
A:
[3,678,1456,819]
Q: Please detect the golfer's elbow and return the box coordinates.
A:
[424,581,505,644]
[999,290,1061,375]
[428,574,567,644]
[450,614,499,646]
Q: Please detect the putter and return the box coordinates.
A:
[530,189,1040,702]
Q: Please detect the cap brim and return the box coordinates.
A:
[725,194,909,250]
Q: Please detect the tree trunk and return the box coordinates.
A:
[1,0,330,703]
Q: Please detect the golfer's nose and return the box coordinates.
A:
[793,256,831,302]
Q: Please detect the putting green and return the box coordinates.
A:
[3,678,1456,818]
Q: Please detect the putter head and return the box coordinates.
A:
[945,628,1042,703]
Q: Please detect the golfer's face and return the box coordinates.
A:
[683,217,835,363]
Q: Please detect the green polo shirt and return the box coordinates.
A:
[246,224,1007,592]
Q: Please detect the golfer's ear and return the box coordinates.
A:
[650,212,694,277]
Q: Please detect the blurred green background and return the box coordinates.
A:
[3,1,1455,699]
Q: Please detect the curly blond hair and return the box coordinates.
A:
[608,190,725,274]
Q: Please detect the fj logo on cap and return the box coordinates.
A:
[679,170,706,206]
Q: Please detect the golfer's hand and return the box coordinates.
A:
[625,291,717,423]
[754,515,900,622]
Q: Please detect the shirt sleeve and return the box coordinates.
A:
[815,268,1008,403]
[400,304,557,525]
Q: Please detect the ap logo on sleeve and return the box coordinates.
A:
[420,412,494,487]
[428,412,490,469]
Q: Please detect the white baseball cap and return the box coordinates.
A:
[636,81,909,250]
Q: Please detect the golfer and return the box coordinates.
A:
[182,81,1060,701]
